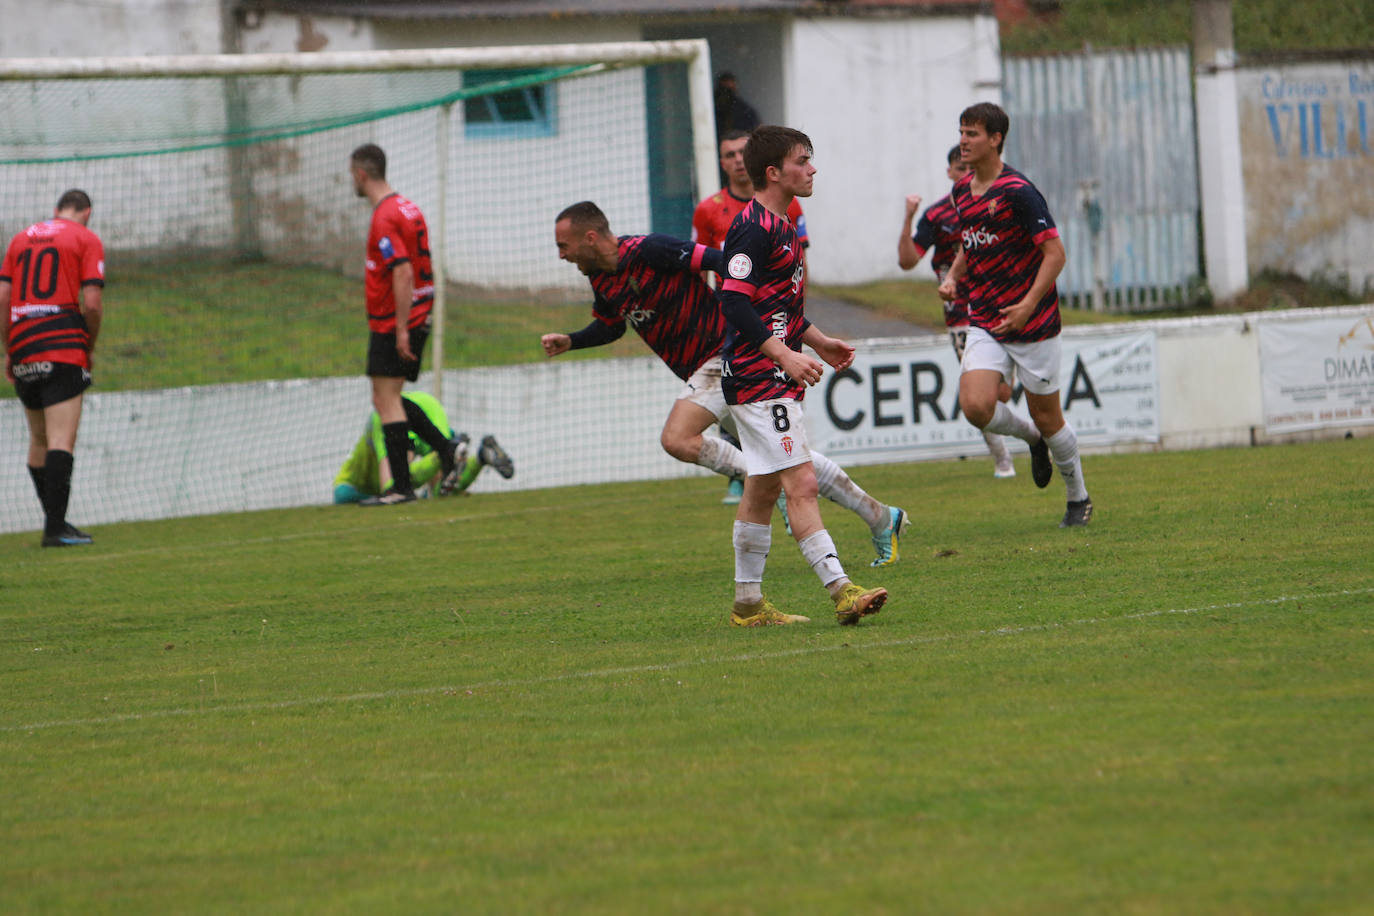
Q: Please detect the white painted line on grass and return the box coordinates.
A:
[5,586,1371,734]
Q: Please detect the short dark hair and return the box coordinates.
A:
[947,144,962,166]
[350,143,387,180]
[720,129,750,145]
[743,125,813,191]
[556,200,610,235]
[959,102,1009,153]
[56,189,92,212]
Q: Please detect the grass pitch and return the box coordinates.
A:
[2,438,1372,914]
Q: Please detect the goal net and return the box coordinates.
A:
[0,41,717,534]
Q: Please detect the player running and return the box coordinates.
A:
[940,102,1092,527]
[899,144,1015,478]
[718,126,891,627]
[541,200,908,571]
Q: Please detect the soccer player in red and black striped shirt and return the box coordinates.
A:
[940,102,1092,527]
[899,144,1015,478]
[349,143,459,506]
[1,189,104,547]
[542,201,905,576]
[719,126,892,628]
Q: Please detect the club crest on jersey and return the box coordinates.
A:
[780,435,793,457]
[727,253,753,279]
[986,198,999,217]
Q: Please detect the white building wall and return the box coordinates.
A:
[0,0,225,57]
[782,14,1001,285]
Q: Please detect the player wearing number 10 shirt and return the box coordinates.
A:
[0,189,105,547]
[718,126,893,630]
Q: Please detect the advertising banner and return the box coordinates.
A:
[1259,310,1374,433]
[806,329,1160,464]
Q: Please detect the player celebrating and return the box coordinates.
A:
[899,144,1015,478]
[542,201,908,569]
[719,126,891,627]
[692,129,808,258]
[333,390,513,504]
[939,102,1092,527]
[349,143,461,506]
[693,128,809,504]
[1,189,104,547]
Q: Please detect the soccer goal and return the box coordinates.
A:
[0,41,717,533]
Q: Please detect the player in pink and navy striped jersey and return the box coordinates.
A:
[718,126,895,628]
[899,144,1015,478]
[940,102,1092,528]
[542,201,906,573]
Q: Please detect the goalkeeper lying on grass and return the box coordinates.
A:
[332,390,514,504]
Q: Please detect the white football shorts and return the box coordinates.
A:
[728,397,813,476]
[961,325,1060,395]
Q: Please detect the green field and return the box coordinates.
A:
[3,438,1371,914]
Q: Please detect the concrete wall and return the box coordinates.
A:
[1236,59,1374,294]
[782,14,1003,285]
[4,304,1369,535]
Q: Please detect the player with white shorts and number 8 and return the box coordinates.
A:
[718,126,892,627]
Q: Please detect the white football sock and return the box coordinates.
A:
[797,529,846,589]
[697,434,748,479]
[1046,424,1088,502]
[733,520,770,604]
[983,429,1013,469]
[984,401,1040,444]
[811,451,887,533]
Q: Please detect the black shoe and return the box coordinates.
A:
[1029,437,1053,489]
[478,435,515,479]
[1059,498,1093,528]
[438,433,471,496]
[42,524,94,547]
[359,488,417,507]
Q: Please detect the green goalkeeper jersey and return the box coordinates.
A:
[333,390,452,495]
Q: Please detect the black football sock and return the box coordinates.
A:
[28,464,46,506]
[402,397,455,474]
[42,450,74,538]
[381,422,414,494]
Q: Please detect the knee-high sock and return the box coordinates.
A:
[733,520,770,604]
[42,449,74,537]
[797,528,846,589]
[402,397,454,473]
[381,422,413,494]
[982,429,1013,467]
[697,435,748,479]
[1046,423,1088,501]
[28,464,46,506]
[811,451,887,533]
[983,401,1040,443]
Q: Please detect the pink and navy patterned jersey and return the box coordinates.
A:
[950,165,1062,343]
[719,199,808,405]
[587,234,726,381]
[911,193,969,328]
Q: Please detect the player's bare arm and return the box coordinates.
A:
[898,195,922,270]
[391,261,415,360]
[993,236,1066,335]
[0,279,11,382]
[939,247,967,300]
[81,284,103,369]
[802,324,855,372]
[761,336,824,387]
